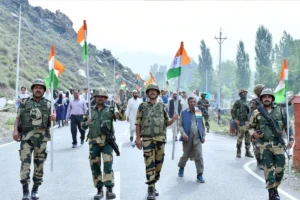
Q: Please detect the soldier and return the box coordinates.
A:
[231,88,253,158]
[135,83,178,200]
[249,89,294,200]
[13,79,56,200]
[81,88,126,200]
[197,92,210,133]
[119,89,127,110]
[249,84,265,169]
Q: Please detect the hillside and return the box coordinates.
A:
[0,0,138,98]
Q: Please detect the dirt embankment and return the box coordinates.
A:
[0,111,16,142]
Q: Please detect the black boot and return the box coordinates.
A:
[22,184,30,200]
[257,159,264,170]
[31,185,39,200]
[147,187,156,200]
[236,144,241,158]
[155,189,159,196]
[94,187,104,200]
[274,188,280,200]
[245,148,254,158]
[130,136,133,142]
[106,187,116,199]
[269,188,280,200]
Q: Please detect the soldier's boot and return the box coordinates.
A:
[268,188,280,200]
[106,187,116,199]
[178,167,184,177]
[31,185,39,200]
[236,144,241,158]
[130,136,133,142]
[22,184,30,200]
[207,128,209,133]
[257,159,264,170]
[94,187,104,200]
[245,148,254,158]
[155,189,159,196]
[147,187,156,200]
[274,188,280,200]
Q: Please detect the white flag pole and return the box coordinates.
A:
[50,45,55,172]
[83,20,91,118]
[284,65,290,175]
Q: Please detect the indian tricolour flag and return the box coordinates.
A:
[166,42,190,80]
[195,111,202,119]
[274,59,288,103]
[45,46,65,89]
[120,81,126,91]
[77,20,88,61]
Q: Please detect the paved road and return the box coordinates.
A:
[0,121,299,200]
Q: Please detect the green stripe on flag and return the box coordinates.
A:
[82,41,88,61]
[45,69,58,89]
[166,67,181,80]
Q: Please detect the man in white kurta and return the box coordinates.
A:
[126,90,142,142]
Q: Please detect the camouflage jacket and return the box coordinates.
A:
[17,97,51,141]
[81,104,126,144]
[231,99,250,124]
[135,101,169,142]
[248,104,294,144]
[119,93,128,110]
[197,98,210,115]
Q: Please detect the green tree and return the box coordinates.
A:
[198,40,214,92]
[236,41,251,89]
[254,25,276,88]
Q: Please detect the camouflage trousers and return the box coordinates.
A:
[203,115,210,129]
[252,139,261,162]
[262,144,285,189]
[89,142,114,188]
[142,139,165,188]
[236,124,251,149]
[19,140,48,186]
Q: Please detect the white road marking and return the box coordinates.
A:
[124,126,130,136]
[0,141,16,148]
[243,160,298,200]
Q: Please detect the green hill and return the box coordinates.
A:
[0,0,138,98]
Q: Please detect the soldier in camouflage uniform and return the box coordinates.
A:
[119,89,127,110]
[197,92,210,133]
[231,88,253,158]
[81,88,126,200]
[249,89,294,200]
[135,83,178,200]
[249,84,265,169]
[13,79,56,200]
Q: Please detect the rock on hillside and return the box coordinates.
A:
[0,0,138,98]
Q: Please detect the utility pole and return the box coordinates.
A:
[214,28,227,109]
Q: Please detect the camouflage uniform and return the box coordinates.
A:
[17,79,51,200]
[231,88,253,158]
[197,93,210,132]
[81,88,126,199]
[119,92,127,111]
[136,101,169,189]
[248,89,294,199]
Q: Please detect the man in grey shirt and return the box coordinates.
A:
[66,90,87,148]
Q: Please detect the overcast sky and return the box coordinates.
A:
[29,0,300,76]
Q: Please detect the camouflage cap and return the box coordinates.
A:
[146,83,160,95]
[94,88,108,98]
[30,108,42,126]
[201,92,206,96]
[260,89,275,101]
[31,79,46,91]
[239,88,248,94]
[253,84,265,96]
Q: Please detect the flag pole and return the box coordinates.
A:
[83,20,91,118]
[284,60,290,175]
[50,45,55,172]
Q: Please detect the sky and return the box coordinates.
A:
[29,0,300,77]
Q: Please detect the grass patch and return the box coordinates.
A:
[5,117,15,129]
[210,120,229,134]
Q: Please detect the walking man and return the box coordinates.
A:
[168,91,182,141]
[82,88,126,200]
[231,89,253,158]
[136,83,178,200]
[126,90,142,142]
[178,97,206,183]
[13,79,56,200]
[66,89,87,148]
[249,89,294,200]
[197,92,210,133]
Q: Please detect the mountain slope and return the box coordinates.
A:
[0,0,138,97]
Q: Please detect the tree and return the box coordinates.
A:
[236,41,251,89]
[254,25,276,88]
[198,40,214,92]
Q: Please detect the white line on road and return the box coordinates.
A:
[0,141,16,148]
[124,126,129,136]
[243,160,298,200]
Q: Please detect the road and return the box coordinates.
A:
[0,121,299,200]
